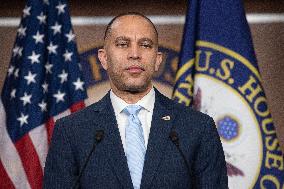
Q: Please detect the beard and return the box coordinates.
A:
[108,68,153,94]
[121,82,150,94]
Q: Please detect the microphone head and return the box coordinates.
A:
[169,131,179,143]
[95,130,104,142]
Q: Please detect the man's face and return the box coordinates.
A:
[98,15,162,93]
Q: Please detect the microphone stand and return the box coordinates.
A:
[72,130,104,189]
[169,131,193,180]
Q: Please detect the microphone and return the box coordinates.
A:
[169,131,192,179]
[72,130,104,189]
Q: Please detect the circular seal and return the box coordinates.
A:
[194,75,261,188]
[185,40,282,189]
[172,40,282,188]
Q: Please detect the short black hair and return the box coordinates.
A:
[103,12,158,41]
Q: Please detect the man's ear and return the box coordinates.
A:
[154,52,163,72]
[98,48,108,70]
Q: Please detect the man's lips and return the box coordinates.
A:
[126,66,145,73]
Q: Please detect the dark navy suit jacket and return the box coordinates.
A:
[44,89,228,189]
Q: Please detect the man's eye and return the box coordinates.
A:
[116,42,128,48]
[141,43,152,48]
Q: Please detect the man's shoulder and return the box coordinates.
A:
[56,94,109,126]
[156,90,212,123]
[157,92,215,142]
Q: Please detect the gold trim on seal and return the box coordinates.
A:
[174,59,194,82]
[196,40,261,81]
[174,40,261,82]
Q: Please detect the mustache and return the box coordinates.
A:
[125,65,145,71]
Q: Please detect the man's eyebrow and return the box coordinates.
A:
[138,38,154,44]
[115,36,130,42]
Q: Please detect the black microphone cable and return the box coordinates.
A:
[72,130,104,189]
[169,130,193,179]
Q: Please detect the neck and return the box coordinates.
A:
[111,85,153,104]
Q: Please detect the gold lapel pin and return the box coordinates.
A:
[161,116,171,121]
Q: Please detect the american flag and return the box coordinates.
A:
[0,0,87,188]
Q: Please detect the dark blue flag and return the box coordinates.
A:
[173,0,284,188]
[0,0,87,188]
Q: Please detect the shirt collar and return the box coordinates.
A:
[110,88,155,113]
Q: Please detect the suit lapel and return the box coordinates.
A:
[140,90,174,189]
[97,93,134,189]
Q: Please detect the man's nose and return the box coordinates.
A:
[128,44,141,60]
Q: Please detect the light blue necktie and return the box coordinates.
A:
[124,105,146,189]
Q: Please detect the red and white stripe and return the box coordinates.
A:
[0,99,86,189]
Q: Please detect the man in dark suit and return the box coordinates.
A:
[44,12,228,189]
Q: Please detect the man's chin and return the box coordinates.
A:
[124,86,147,94]
[123,84,151,94]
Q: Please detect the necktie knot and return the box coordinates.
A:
[124,105,142,116]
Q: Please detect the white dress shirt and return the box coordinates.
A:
[110,88,155,151]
